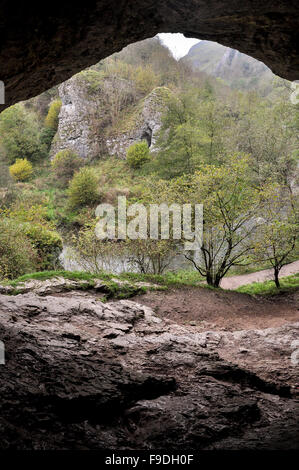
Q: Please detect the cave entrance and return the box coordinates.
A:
[141,127,153,147]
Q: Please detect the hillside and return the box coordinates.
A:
[182,40,280,96]
[0,36,298,286]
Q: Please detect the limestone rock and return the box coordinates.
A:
[105,87,169,158]
[51,75,168,160]
[50,74,104,159]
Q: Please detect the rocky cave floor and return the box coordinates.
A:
[0,281,298,450]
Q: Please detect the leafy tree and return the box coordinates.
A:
[252,183,298,288]
[0,218,37,279]
[126,238,176,274]
[184,156,260,287]
[70,224,123,274]
[126,141,150,169]
[24,223,63,271]
[68,167,99,209]
[51,149,83,186]
[154,88,228,178]
[42,99,62,150]
[154,155,259,287]
[0,104,47,163]
[231,96,298,188]
[45,100,62,130]
[9,158,33,182]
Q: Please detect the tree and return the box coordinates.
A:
[0,218,37,279]
[154,88,228,178]
[126,141,150,169]
[68,167,99,209]
[252,183,298,288]
[9,158,33,182]
[183,156,260,287]
[126,238,176,274]
[0,104,47,163]
[230,96,298,188]
[45,99,62,130]
[69,224,123,274]
[51,149,82,186]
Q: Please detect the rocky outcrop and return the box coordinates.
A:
[0,291,298,450]
[1,1,299,111]
[52,76,167,159]
[50,74,106,159]
[105,87,168,158]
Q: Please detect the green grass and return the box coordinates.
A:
[117,269,204,287]
[3,270,147,299]
[3,268,204,290]
[236,273,299,296]
[6,270,99,287]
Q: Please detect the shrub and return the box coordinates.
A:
[70,224,123,274]
[24,224,63,271]
[9,158,33,182]
[0,218,37,280]
[0,104,47,163]
[40,126,56,151]
[45,100,62,130]
[51,149,83,186]
[68,167,99,209]
[126,140,150,169]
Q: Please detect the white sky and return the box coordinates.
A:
[158,33,200,60]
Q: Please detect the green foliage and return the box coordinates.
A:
[8,270,99,285]
[252,183,298,287]
[9,158,33,182]
[51,149,83,186]
[69,224,121,274]
[236,273,299,296]
[154,89,228,178]
[125,238,177,274]
[0,218,37,280]
[45,100,62,130]
[24,224,63,271]
[40,126,56,151]
[68,167,99,209]
[126,140,150,169]
[134,65,160,94]
[0,104,47,163]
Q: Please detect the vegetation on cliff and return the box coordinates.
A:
[0,37,298,287]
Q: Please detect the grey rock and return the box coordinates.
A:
[0,292,298,450]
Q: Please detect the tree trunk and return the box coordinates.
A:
[274,267,280,288]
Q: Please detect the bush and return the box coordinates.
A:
[68,167,99,209]
[51,149,83,186]
[9,158,33,182]
[40,126,56,151]
[45,100,62,130]
[0,104,47,163]
[126,140,150,169]
[24,224,63,271]
[0,218,37,280]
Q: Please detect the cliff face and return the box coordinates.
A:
[105,87,168,159]
[50,74,106,159]
[51,71,168,160]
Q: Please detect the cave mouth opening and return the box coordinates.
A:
[141,126,153,148]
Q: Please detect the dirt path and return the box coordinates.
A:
[132,286,299,331]
[221,260,299,290]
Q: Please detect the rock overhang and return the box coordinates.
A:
[0,0,298,111]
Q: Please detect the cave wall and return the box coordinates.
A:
[0,0,298,110]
